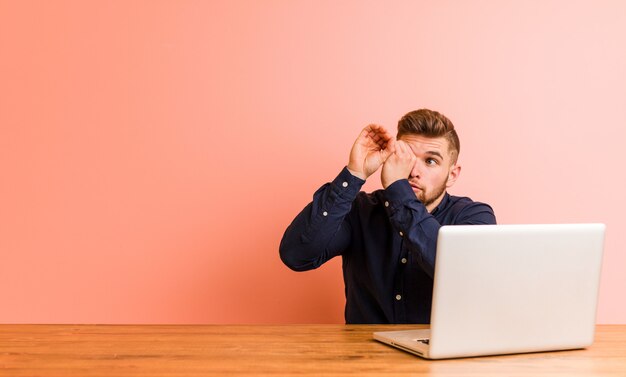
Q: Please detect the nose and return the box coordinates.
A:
[409,160,421,179]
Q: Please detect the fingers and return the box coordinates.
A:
[393,140,417,170]
[395,140,414,157]
[395,140,407,155]
[380,140,416,188]
[364,124,393,148]
[385,137,396,155]
[355,124,397,167]
[379,138,395,162]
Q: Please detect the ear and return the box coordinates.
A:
[446,163,461,188]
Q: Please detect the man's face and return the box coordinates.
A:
[398,134,461,212]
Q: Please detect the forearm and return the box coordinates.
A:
[384,180,497,277]
[279,167,364,271]
[384,179,441,277]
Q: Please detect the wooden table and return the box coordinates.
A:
[1,324,625,376]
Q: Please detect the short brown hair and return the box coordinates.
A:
[397,109,460,163]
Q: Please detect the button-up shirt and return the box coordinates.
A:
[280,167,497,324]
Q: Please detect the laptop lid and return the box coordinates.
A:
[427,223,605,359]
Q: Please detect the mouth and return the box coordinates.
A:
[410,184,422,191]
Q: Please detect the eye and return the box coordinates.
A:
[426,158,438,166]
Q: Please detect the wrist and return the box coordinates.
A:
[383,177,407,190]
[382,175,405,189]
[346,165,367,180]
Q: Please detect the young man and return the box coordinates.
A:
[279,109,496,324]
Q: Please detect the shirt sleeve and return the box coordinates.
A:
[383,179,496,278]
[279,167,365,271]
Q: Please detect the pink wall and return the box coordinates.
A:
[1,1,625,324]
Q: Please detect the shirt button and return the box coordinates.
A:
[384,201,389,207]
[342,181,348,188]
[401,258,407,264]
[395,294,402,301]
[399,231,404,237]
[322,211,328,217]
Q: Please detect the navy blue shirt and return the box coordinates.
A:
[279,167,496,324]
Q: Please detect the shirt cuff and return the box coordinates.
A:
[332,166,366,198]
[384,179,418,205]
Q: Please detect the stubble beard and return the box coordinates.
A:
[416,176,448,209]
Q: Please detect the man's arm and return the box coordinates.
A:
[384,180,496,278]
[380,139,496,278]
[279,168,364,271]
[279,124,395,271]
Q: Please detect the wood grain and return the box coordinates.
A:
[1,325,625,376]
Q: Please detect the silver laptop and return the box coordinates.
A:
[374,223,606,359]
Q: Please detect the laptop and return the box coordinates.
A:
[373,223,606,359]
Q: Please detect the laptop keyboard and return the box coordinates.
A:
[416,339,430,345]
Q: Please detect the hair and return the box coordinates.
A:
[397,109,460,164]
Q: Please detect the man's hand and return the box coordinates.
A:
[347,124,395,180]
[381,140,416,188]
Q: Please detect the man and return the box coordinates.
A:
[279,109,496,324]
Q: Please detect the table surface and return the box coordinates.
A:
[1,324,625,376]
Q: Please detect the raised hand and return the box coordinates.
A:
[347,124,395,180]
[381,140,416,188]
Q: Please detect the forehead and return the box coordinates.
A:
[398,134,450,157]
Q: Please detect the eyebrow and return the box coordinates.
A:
[425,151,444,160]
